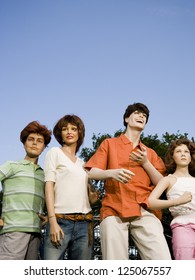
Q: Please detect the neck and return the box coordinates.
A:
[61,144,76,156]
[173,166,190,177]
[24,155,38,164]
[124,129,141,148]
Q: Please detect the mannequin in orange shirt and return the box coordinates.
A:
[85,102,171,260]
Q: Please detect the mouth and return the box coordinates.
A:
[136,119,143,124]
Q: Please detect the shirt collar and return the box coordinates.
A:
[120,133,146,150]
[19,159,43,170]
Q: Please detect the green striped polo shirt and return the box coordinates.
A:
[0,160,45,234]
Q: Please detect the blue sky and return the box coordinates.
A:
[0,0,195,166]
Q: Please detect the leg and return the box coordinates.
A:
[0,232,31,260]
[130,208,171,260]
[68,221,92,260]
[25,233,41,260]
[43,218,72,260]
[171,223,195,260]
[100,216,129,260]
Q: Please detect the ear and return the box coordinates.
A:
[125,117,129,124]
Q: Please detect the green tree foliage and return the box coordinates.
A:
[141,131,193,161]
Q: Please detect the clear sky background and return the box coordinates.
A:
[0,0,195,167]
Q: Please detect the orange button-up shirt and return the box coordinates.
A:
[85,134,165,221]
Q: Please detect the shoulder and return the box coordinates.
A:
[44,147,62,164]
[159,176,172,184]
[164,175,178,190]
[0,160,27,178]
[156,175,175,189]
[0,160,21,169]
[101,136,122,146]
[77,157,85,165]
[97,137,122,154]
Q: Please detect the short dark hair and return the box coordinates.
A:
[53,114,85,153]
[123,102,150,127]
[20,121,52,146]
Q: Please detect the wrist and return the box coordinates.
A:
[172,198,178,207]
[48,215,55,219]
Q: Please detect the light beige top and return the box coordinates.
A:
[44,147,91,214]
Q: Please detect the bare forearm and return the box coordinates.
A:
[148,192,192,210]
[142,160,163,185]
[148,197,175,210]
[87,167,135,184]
[87,167,112,180]
[45,182,56,219]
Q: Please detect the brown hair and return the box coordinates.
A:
[53,114,85,153]
[20,121,52,146]
[165,138,195,175]
[123,102,150,127]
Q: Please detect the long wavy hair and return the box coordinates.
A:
[165,138,195,175]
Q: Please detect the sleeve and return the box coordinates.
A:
[149,148,166,176]
[44,148,58,182]
[84,139,109,170]
[0,161,13,181]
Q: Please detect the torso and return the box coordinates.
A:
[167,176,195,224]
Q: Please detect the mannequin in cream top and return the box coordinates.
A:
[43,114,93,260]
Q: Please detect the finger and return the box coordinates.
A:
[123,169,135,176]
[119,173,131,183]
[61,230,65,239]
[130,152,138,158]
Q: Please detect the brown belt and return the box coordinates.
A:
[55,213,93,222]
[55,213,93,245]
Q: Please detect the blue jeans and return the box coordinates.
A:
[43,218,92,260]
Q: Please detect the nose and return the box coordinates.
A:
[32,140,38,145]
[138,112,144,118]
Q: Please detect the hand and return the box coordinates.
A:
[129,147,147,165]
[49,219,64,248]
[88,184,100,204]
[176,191,192,206]
[38,213,48,227]
[111,168,135,183]
[0,218,4,229]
